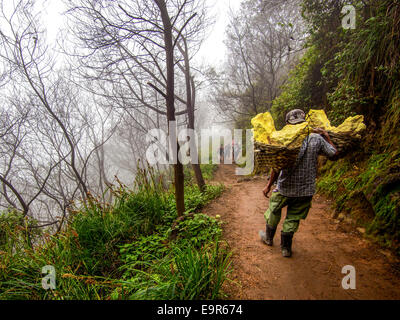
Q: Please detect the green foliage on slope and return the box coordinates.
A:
[0,165,230,300]
[272,0,400,252]
[271,46,321,129]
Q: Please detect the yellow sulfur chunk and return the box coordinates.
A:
[307,109,333,131]
[251,112,276,144]
[330,115,366,134]
[270,121,310,148]
[251,109,366,148]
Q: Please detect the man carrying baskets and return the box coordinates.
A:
[260,109,338,258]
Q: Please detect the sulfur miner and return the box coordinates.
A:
[259,109,339,258]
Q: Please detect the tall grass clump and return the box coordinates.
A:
[117,215,231,300]
[184,164,219,185]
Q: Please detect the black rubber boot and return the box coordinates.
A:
[281,232,294,258]
[259,224,276,246]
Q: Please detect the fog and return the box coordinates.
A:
[0,0,303,230]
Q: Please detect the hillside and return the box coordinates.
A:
[0,165,231,300]
[268,0,400,254]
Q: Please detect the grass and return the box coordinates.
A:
[118,240,231,300]
[184,164,219,185]
[0,165,229,300]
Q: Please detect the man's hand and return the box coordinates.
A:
[263,169,279,199]
[313,127,329,139]
[263,185,271,198]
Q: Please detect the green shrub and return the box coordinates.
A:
[118,242,232,300]
[184,184,224,214]
[0,167,230,300]
[174,213,222,248]
[184,164,219,185]
[271,46,320,129]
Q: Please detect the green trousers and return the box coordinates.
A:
[264,191,313,233]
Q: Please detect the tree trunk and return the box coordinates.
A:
[179,37,206,191]
[155,0,185,217]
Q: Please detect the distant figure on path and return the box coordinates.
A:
[232,140,240,163]
[219,144,225,163]
[224,143,231,163]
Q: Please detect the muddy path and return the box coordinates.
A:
[206,164,400,300]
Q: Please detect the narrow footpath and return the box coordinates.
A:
[205,164,400,300]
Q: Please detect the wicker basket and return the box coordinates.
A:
[253,131,362,173]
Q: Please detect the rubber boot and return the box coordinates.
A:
[259,224,276,246]
[281,231,294,258]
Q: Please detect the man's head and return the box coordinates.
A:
[285,109,306,125]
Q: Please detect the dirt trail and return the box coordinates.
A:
[206,164,400,300]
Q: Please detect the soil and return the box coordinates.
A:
[205,164,400,300]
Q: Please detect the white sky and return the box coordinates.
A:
[40,0,241,69]
[195,0,241,66]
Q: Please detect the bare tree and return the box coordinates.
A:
[0,0,118,233]
[0,0,88,197]
[176,34,206,190]
[211,0,305,127]
[65,0,210,216]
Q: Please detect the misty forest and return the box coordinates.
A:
[1,0,400,300]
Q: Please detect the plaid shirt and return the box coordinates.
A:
[277,133,336,197]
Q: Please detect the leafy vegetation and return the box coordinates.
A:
[317,148,400,253]
[0,165,230,300]
[274,0,400,253]
[210,0,305,128]
[184,164,219,185]
[271,46,322,129]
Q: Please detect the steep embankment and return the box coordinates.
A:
[206,164,400,300]
[265,1,400,252]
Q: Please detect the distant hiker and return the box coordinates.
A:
[259,109,338,257]
[232,140,240,163]
[219,144,225,163]
[224,143,231,163]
